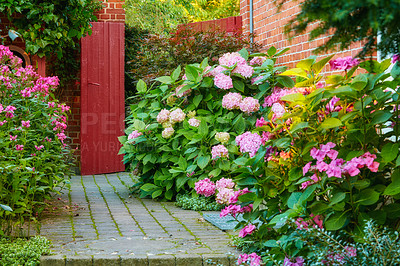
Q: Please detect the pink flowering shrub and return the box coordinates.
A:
[228,55,400,264]
[119,47,288,200]
[0,45,71,235]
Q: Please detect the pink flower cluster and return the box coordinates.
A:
[162,127,174,139]
[250,56,267,66]
[263,87,310,108]
[283,256,304,266]
[169,108,186,123]
[237,253,261,266]
[220,203,253,218]
[392,54,400,64]
[323,246,357,265]
[222,92,242,110]
[238,224,256,237]
[295,213,323,230]
[214,73,233,90]
[236,132,262,157]
[211,144,229,160]
[128,130,143,140]
[271,102,286,120]
[301,142,379,189]
[188,118,200,127]
[157,109,170,124]
[219,52,247,67]
[175,85,191,98]
[216,178,235,190]
[194,178,216,197]
[329,56,359,71]
[239,97,260,114]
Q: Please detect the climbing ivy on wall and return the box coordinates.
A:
[1,0,102,58]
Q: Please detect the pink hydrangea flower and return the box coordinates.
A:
[271,102,286,120]
[157,109,170,124]
[211,144,229,160]
[215,132,230,143]
[188,118,200,127]
[256,117,268,127]
[250,56,267,66]
[219,52,246,67]
[214,73,233,90]
[195,178,216,197]
[239,224,256,237]
[216,178,235,190]
[329,56,359,71]
[162,127,174,139]
[169,108,186,123]
[216,188,235,204]
[222,92,242,110]
[175,85,191,98]
[128,130,143,140]
[283,256,304,266]
[232,63,254,78]
[392,54,400,64]
[237,253,261,266]
[229,188,250,204]
[251,76,264,85]
[236,132,262,157]
[239,97,260,114]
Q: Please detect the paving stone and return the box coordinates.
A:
[92,255,121,266]
[40,254,65,266]
[175,254,202,266]
[65,255,93,266]
[148,255,175,266]
[202,254,230,266]
[120,255,148,266]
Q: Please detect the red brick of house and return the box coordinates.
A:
[239,0,377,73]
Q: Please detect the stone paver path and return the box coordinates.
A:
[39,172,239,265]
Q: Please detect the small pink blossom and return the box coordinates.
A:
[35,145,44,151]
[21,120,30,128]
[56,132,67,142]
[237,253,261,266]
[283,256,304,266]
[239,224,256,238]
[128,130,143,140]
[392,54,400,64]
[250,56,267,66]
[15,144,24,151]
[10,134,17,141]
[229,188,250,204]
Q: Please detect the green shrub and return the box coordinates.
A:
[175,194,222,211]
[0,45,72,236]
[119,47,289,200]
[0,236,51,265]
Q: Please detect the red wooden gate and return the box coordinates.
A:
[80,22,125,175]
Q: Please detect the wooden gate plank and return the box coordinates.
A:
[80,22,125,175]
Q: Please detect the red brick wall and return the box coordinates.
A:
[96,0,125,22]
[240,0,376,74]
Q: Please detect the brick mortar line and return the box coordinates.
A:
[160,202,211,250]
[136,197,169,235]
[92,175,123,237]
[80,175,99,239]
[106,173,147,236]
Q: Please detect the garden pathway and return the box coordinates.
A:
[39,172,239,266]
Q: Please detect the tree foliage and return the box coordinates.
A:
[0,0,102,58]
[281,0,400,57]
[125,0,240,35]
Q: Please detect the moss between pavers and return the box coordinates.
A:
[120,254,148,266]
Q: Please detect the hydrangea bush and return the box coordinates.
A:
[224,55,400,265]
[0,45,72,235]
[119,47,290,200]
